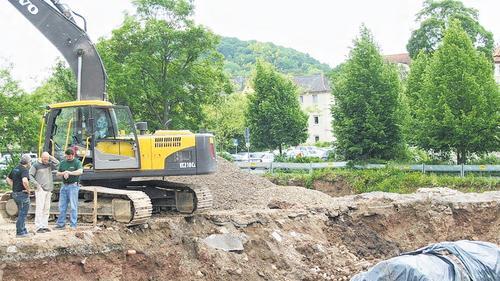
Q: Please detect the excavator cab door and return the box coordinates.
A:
[91,106,140,170]
[46,106,92,161]
[45,105,140,171]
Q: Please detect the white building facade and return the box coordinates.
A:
[294,74,334,144]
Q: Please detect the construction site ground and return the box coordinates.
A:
[0,159,498,281]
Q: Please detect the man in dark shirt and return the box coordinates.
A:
[55,149,83,230]
[6,154,33,238]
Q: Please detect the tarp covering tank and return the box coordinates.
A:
[351,240,500,281]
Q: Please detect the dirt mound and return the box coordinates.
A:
[168,157,275,210]
[168,158,335,210]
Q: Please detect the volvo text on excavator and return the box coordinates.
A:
[0,0,216,225]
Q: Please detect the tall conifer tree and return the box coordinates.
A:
[414,20,499,163]
[331,26,403,160]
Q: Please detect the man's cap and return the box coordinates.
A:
[20,154,32,165]
[65,148,75,155]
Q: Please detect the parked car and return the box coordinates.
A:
[232,152,275,163]
[0,153,38,170]
[249,152,274,163]
[0,161,7,172]
[232,152,250,162]
[0,154,12,171]
[285,146,325,159]
[284,147,306,158]
[22,152,38,164]
[306,147,327,158]
[320,148,335,161]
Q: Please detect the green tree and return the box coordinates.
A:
[30,60,76,106]
[331,26,404,160]
[0,68,39,154]
[246,61,308,154]
[407,0,494,59]
[203,93,248,152]
[413,20,499,164]
[97,0,230,131]
[404,51,430,146]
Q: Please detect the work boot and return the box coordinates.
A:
[54,225,65,230]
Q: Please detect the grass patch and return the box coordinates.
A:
[265,168,499,194]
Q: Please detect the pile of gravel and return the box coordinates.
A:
[169,158,335,210]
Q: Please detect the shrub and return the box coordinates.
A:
[218,151,234,162]
[313,141,333,148]
[273,155,324,163]
[265,168,499,194]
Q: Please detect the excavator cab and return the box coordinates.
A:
[41,100,217,182]
[44,101,141,171]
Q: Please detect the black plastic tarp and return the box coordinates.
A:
[351,240,500,281]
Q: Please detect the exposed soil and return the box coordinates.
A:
[0,159,498,281]
[312,179,355,197]
[266,174,356,197]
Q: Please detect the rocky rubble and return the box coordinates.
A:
[169,158,340,210]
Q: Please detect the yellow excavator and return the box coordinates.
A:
[0,0,216,225]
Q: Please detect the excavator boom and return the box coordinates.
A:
[7,0,106,100]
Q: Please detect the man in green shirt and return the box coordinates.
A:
[55,149,83,230]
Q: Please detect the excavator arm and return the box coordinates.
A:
[8,0,107,100]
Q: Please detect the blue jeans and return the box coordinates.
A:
[56,183,80,228]
[12,191,30,235]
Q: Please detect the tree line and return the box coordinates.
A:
[0,0,498,164]
[332,0,498,164]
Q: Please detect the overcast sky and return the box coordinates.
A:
[0,0,498,91]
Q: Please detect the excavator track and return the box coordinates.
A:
[0,193,12,221]
[126,180,213,213]
[79,186,152,226]
[0,181,213,226]
[193,185,214,211]
[0,188,152,226]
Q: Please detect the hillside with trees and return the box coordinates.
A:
[218,37,331,77]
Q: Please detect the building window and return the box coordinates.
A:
[300,95,304,103]
[312,94,318,104]
[313,116,319,125]
[315,136,320,142]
